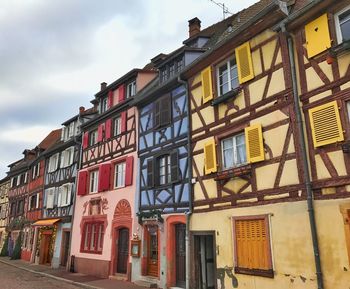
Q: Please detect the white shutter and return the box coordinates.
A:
[24,172,28,183]
[36,193,40,208]
[61,127,65,141]
[55,154,59,170]
[61,151,66,168]
[37,162,40,177]
[69,148,74,166]
[28,196,31,211]
[46,189,55,209]
[67,184,72,206]
[57,187,63,207]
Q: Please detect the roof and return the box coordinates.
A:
[38,129,61,150]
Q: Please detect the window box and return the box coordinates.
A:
[215,164,251,181]
[211,86,242,106]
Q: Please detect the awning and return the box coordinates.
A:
[32,218,60,226]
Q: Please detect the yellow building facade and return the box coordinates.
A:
[183,0,350,288]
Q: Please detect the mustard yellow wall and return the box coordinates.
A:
[191,198,350,289]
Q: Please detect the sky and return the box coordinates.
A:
[0,0,258,179]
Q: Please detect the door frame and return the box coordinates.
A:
[39,230,53,265]
[59,229,71,267]
[144,225,160,277]
[166,215,186,288]
[190,230,217,289]
[116,227,130,274]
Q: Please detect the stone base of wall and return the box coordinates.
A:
[74,256,110,278]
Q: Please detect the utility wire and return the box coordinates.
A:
[208,0,233,19]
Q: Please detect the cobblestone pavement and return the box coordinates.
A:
[0,262,83,289]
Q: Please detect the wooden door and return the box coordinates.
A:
[176,224,186,287]
[147,227,159,277]
[40,232,52,265]
[194,235,215,289]
[116,228,129,274]
[60,231,70,267]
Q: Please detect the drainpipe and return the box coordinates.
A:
[178,76,193,289]
[285,30,324,289]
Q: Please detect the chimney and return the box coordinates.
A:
[100,82,107,91]
[79,106,85,115]
[188,17,201,38]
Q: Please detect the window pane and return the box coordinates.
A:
[230,64,239,89]
[341,21,350,41]
[235,134,246,165]
[84,225,90,250]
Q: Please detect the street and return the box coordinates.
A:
[0,262,82,289]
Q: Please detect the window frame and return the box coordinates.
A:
[126,79,137,98]
[81,221,105,254]
[89,169,99,194]
[335,5,350,44]
[232,214,274,278]
[114,162,126,189]
[100,97,108,113]
[89,129,98,147]
[113,116,122,137]
[216,57,239,97]
[157,155,171,186]
[220,132,247,170]
[48,153,59,173]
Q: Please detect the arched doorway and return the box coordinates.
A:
[111,199,132,278]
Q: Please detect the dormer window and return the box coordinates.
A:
[101,97,108,113]
[126,80,136,98]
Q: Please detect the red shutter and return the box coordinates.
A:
[98,163,111,192]
[125,156,134,186]
[108,91,113,108]
[105,119,112,140]
[97,123,104,142]
[121,111,127,133]
[118,85,125,103]
[82,132,89,149]
[77,171,88,196]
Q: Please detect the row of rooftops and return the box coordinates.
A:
[0,0,313,183]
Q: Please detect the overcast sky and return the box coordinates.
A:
[0,0,258,179]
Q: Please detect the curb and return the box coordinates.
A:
[0,259,103,289]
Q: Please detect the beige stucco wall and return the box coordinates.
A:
[191,198,350,289]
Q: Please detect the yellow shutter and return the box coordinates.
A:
[204,138,217,174]
[201,66,213,104]
[245,124,264,163]
[235,41,254,84]
[235,219,269,270]
[309,101,344,147]
[305,13,331,58]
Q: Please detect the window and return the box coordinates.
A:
[114,162,126,188]
[89,170,99,193]
[29,194,37,211]
[61,147,74,168]
[221,133,247,169]
[48,153,59,173]
[17,199,24,215]
[161,68,168,83]
[147,151,179,187]
[113,117,121,136]
[154,94,171,128]
[10,202,16,216]
[67,122,75,138]
[169,64,175,78]
[32,162,40,179]
[176,58,184,72]
[89,130,98,146]
[233,215,273,277]
[126,80,136,98]
[46,188,55,209]
[335,6,350,43]
[217,58,238,96]
[58,184,72,207]
[100,97,108,113]
[81,222,104,254]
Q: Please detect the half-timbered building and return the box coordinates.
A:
[70,67,156,279]
[132,18,233,289]
[0,176,10,251]
[282,0,350,287]
[180,0,337,288]
[31,109,95,268]
[19,130,61,263]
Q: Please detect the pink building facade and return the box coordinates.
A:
[70,68,156,279]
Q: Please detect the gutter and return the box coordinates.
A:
[285,29,324,289]
[177,76,193,289]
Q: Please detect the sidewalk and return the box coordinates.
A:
[0,257,146,289]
